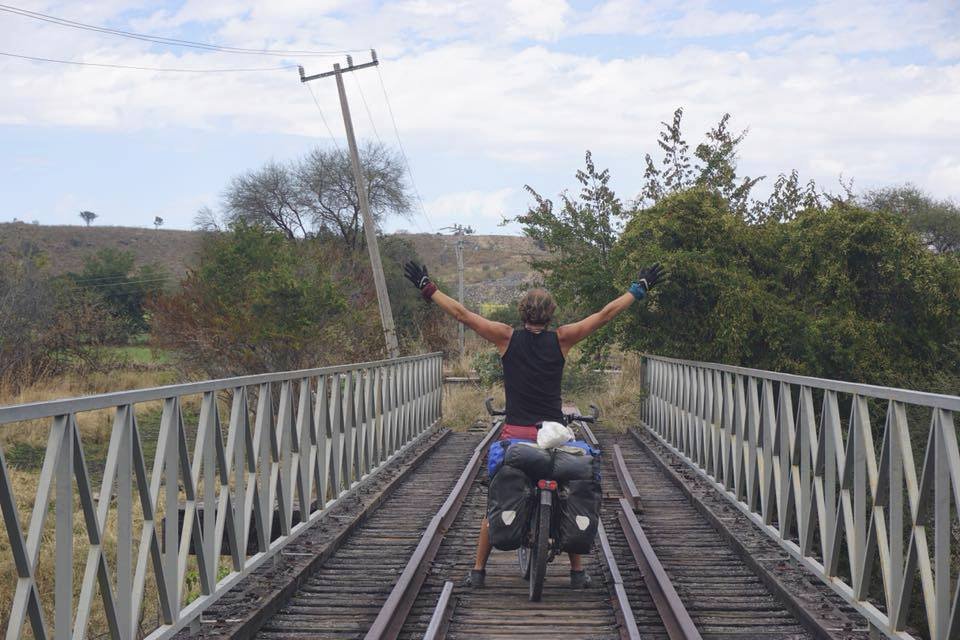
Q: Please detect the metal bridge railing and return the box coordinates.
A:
[642,354,960,640]
[0,352,443,640]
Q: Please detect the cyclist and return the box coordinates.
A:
[403,261,667,589]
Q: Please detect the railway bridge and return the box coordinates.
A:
[1,352,956,640]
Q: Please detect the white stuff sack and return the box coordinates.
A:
[537,421,574,449]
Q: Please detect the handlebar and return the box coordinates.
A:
[563,404,601,425]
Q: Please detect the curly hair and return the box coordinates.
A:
[518,288,557,326]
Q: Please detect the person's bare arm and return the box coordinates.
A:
[404,262,512,354]
[431,290,512,353]
[556,293,635,357]
[556,263,668,357]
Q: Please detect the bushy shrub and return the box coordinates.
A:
[0,247,118,391]
[471,349,503,387]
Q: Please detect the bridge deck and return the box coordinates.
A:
[194,423,872,640]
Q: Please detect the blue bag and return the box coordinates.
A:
[488,438,532,478]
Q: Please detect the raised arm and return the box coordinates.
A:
[556,263,667,357]
[404,262,513,353]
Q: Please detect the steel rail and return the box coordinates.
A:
[595,521,643,640]
[364,422,502,640]
[616,500,702,640]
[602,429,702,640]
[612,444,643,512]
[569,410,642,640]
[421,581,456,640]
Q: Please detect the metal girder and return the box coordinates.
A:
[0,353,443,640]
[641,354,960,640]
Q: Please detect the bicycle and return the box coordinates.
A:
[485,399,599,601]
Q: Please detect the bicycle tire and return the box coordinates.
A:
[518,545,531,579]
[528,500,551,601]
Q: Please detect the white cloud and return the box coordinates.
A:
[2,0,960,222]
[411,187,520,232]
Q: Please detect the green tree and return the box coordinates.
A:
[79,210,97,226]
[862,184,960,253]
[223,142,412,247]
[71,248,167,338]
[613,189,960,391]
[152,224,358,376]
[512,151,625,357]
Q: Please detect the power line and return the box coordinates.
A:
[351,72,382,144]
[350,68,429,234]
[304,81,342,151]
[375,65,435,232]
[0,3,363,58]
[58,276,172,292]
[0,50,298,73]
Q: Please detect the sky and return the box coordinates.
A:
[1,0,958,235]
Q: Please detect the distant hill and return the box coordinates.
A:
[396,233,547,304]
[0,223,547,304]
[0,223,204,278]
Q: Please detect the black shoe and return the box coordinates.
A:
[570,570,591,589]
[464,569,486,588]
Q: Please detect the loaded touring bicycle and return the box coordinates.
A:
[484,398,602,601]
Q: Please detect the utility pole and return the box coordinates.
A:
[299,51,400,359]
[441,224,474,356]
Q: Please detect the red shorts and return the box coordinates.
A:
[499,423,538,442]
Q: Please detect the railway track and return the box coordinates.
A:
[593,428,814,639]
[255,409,869,639]
[254,426,489,639]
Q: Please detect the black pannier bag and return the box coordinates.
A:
[504,443,600,482]
[557,478,602,554]
[487,465,534,551]
[551,447,600,482]
[503,442,553,480]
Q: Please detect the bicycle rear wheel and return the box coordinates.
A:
[528,500,551,601]
[518,545,530,579]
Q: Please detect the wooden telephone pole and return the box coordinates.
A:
[299,51,400,359]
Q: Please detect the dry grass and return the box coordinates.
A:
[442,383,504,432]
[0,366,190,638]
[440,352,644,434]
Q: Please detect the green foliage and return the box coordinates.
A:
[151,224,451,377]
[380,235,457,355]
[515,109,960,395]
[0,246,118,390]
[561,360,605,395]
[615,190,960,392]
[151,224,367,376]
[862,184,960,253]
[471,349,503,387]
[641,108,765,218]
[512,151,625,358]
[71,247,167,338]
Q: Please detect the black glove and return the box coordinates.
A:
[404,261,438,300]
[404,261,430,289]
[638,263,667,291]
[629,263,667,300]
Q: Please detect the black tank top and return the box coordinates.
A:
[502,329,565,425]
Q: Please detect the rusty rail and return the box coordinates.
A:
[602,430,702,640]
[364,423,501,640]
[422,581,456,640]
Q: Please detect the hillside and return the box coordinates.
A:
[396,233,547,304]
[0,223,547,304]
[0,223,205,278]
